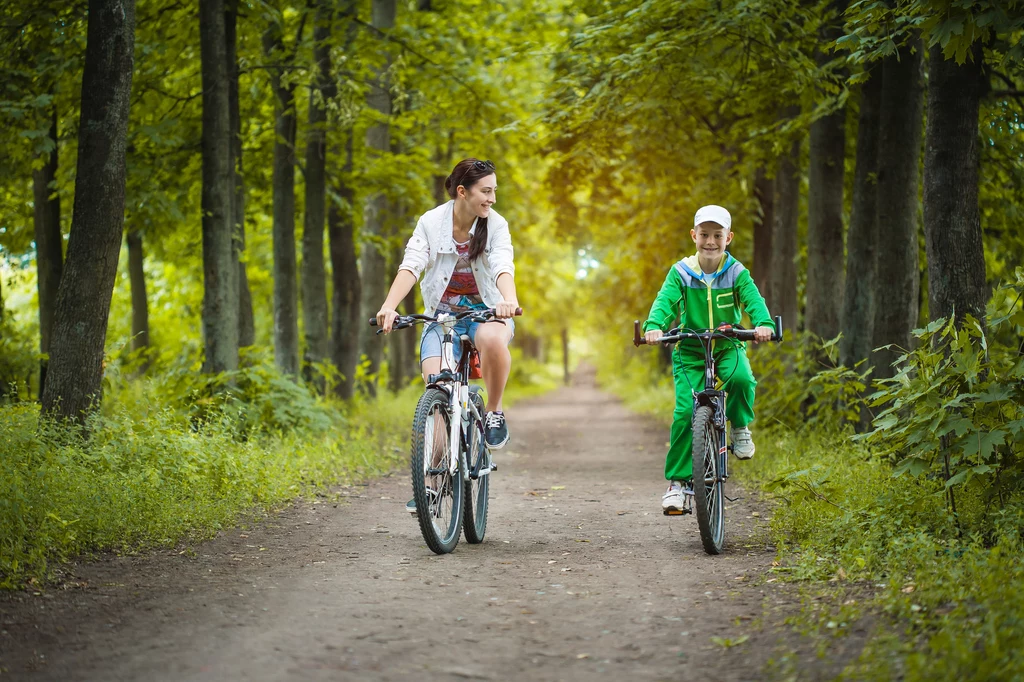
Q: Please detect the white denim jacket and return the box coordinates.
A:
[398,201,515,315]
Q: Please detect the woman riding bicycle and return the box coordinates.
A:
[375,158,520,452]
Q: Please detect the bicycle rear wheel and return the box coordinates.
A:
[411,388,464,554]
[462,387,490,543]
[692,405,725,554]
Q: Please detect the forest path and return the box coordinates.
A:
[2,369,862,681]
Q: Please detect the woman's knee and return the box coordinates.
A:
[475,323,510,353]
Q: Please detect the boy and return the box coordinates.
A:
[642,205,775,513]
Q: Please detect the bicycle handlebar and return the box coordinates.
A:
[370,307,523,333]
[632,315,784,347]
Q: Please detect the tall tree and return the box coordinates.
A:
[226,0,255,349]
[328,131,362,400]
[805,0,848,341]
[357,0,396,394]
[126,230,150,360]
[32,104,63,395]
[41,0,135,421]
[770,136,801,334]
[752,166,774,312]
[302,2,331,382]
[871,39,924,379]
[840,69,882,369]
[199,0,239,374]
[923,44,989,326]
[264,17,301,376]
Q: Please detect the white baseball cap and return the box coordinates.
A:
[693,205,732,230]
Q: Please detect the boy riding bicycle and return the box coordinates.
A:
[642,205,775,513]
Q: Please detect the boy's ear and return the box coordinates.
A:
[725,230,734,245]
[689,228,697,242]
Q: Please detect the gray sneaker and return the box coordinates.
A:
[731,426,755,459]
[406,488,437,514]
[484,411,509,449]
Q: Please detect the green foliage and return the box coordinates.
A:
[861,302,1024,519]
[604,272,1024,680]
[0,378,418,588]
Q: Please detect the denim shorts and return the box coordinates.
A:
[419,316,515,363]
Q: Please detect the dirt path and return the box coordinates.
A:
[2,371,854,681]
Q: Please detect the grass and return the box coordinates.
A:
[0,351,561,589]
[597,340,1024,681]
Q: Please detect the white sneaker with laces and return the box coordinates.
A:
[662,481,685,512]
[731,426,755,459]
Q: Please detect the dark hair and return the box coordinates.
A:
[444,158,496,261]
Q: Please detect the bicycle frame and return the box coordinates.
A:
[692,342,730,485]
[426,314,489,483]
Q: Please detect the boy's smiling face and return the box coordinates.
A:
[691,221,734,267]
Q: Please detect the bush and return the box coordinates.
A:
[0,368,418,588]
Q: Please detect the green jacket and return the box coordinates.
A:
[643,253,774,354]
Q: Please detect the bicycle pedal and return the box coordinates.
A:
[663,508,691,516]
[490,462,497,472]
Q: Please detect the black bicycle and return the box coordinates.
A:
[370,307,520,554]
[632,315,783,554]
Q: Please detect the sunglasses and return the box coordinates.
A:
[456,160,496,189]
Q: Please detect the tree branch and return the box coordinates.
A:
[348,15,484,103]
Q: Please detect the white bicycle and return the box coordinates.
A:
[370,307,521,554]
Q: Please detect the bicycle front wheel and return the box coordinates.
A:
[462,387,490,544]
[411,388,464,554]
[692,405,725,554]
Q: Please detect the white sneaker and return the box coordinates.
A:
[662,481,686,512]
[731,426,755,460]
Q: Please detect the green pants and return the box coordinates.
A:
[666,346,757,482]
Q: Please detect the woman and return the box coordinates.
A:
[376,158,520,452]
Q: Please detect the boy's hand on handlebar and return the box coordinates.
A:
[376,308,399,333]
[645,329,664,344]
[494,300,519,319]
[752,326,773,344]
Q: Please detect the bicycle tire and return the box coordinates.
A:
[692,405,725,554]
[462,387,490,543]
[411,388,464,554]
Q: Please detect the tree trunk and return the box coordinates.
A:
[264,22,300,376]
[126,230,150,360]
[40,0,135,422]
[401,284,417,378]
[770,137,801,334]
[840,68,882,369]
[199,0,239,374]
[805,106,846,340]
[871,39,924,379]
[923,45,988,327]
[329,130,362,400]
[357,0,396,395]
[302,4,331,383]
[33,103,63,397]
[806,1,848,341]
[226,0,254,349]
[752,166,774,312]
[387,241,406,392]
[562,327,570,385]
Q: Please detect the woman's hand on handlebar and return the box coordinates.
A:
[494,300,520,319]
[645,329,664,344]
[752,326,773,344]
[376,308,399,333]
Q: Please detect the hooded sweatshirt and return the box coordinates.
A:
[642,253,774,354]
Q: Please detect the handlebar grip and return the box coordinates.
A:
[369,317,379,326]
[774,315,783,342]
[633,320,644,347]
[514,307,524,316]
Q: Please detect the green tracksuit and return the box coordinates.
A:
[642,253,774,482]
